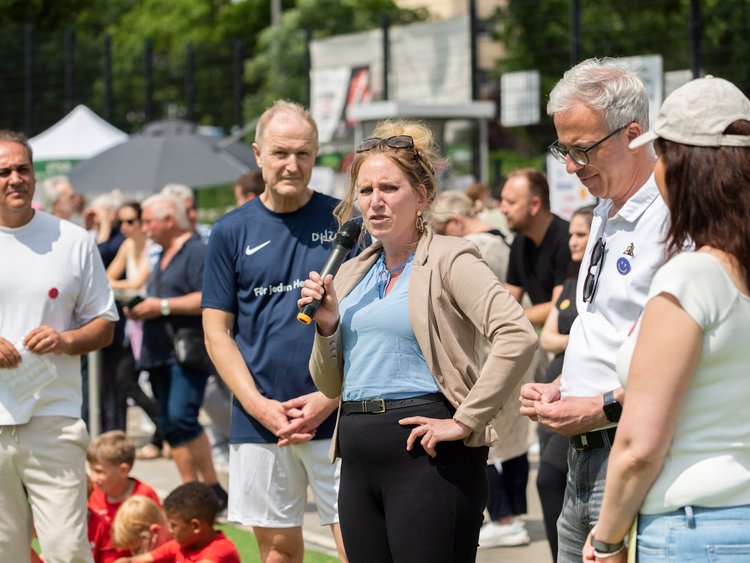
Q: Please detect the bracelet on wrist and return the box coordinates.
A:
[591,535,626,555]
[593,544,626,559]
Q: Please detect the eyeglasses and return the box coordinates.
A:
[119,218,138,225]
[582,237,606,303]
[549,125,628,166]
[356,135,415,153]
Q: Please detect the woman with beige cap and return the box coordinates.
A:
[584,76,750,562]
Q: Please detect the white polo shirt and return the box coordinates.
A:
[560,175,669,398]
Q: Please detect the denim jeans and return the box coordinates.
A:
[149,363,209,446]
[556,445,611,563]
[638,505,750,562]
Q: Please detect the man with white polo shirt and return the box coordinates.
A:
[519,58,670,562]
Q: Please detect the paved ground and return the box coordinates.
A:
[128,409,554,562]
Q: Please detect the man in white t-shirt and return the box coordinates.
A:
[0,130,118,562]
[519,59,669,562]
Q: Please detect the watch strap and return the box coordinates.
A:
[591,536,625,554]
[603,390,622,423]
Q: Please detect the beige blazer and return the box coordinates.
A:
[310,229,538,459]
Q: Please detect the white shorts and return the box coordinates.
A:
[227,439,340,528]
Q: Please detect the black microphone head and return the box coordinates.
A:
[334,219,362,250]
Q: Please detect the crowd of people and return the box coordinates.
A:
[1,56,749,563]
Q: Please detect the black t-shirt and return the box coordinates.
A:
[506,214,571,305]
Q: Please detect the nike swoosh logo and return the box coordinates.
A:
[245,241,271,256]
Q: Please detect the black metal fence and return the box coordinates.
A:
[2,2,749,143]
[0,25,246,137]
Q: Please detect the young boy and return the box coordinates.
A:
[88,431,161,525]
[115,482,239,562]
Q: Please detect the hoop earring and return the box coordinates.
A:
[416,213,426,235]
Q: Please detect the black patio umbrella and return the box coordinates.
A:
[68,119,258,194]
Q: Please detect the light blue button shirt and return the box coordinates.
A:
[338,253,439,401]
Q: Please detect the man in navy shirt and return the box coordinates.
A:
[202,101,346,563]
[128,193,227,506]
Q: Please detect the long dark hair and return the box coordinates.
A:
[657,119,750,289]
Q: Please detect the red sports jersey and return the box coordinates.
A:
[149,531,240,563]
[88,478,161,524]
[87,478,161,561]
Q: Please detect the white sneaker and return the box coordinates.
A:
[478,520,531,548]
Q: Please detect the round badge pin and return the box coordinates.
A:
[616,257,631,275]
[48,287,59,299]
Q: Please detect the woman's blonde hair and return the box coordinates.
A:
[111,496,166,550]
[334,119,444,237]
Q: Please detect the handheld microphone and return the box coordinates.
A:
[297,219,361,325]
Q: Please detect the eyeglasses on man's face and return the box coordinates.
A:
[582,237,606,303]
[549,125,628,166]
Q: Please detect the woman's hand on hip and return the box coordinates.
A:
[399,416,471,458]
[297,271,340,336]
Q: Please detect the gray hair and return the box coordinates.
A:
[0,130,33,161]
[141,194,189,230]
[255,100,319,148]
[88,189,123,213]
[161,183,194,206]
[41,176,73,208]
[547,57,650,131]
[433,190,475,224]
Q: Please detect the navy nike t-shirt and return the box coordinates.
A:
[202,192,342,444]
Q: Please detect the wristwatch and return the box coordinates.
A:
[160,299,171,316]
[603,390,622,423]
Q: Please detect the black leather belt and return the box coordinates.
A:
[570,427,617,452]
[341,393,445,414]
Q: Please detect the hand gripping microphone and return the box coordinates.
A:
[297,219,362,325]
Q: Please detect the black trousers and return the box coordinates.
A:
[536,428,569,561]
[115,345,163,447]
[338,399,489,563]
[486,453,529,520]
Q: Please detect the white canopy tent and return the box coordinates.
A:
[30,105,128,180]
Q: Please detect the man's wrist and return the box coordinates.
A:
[603,389,623,423]
[160,298,171,316]
[590,526,626,555]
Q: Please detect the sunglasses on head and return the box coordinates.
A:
[356,135,415,153]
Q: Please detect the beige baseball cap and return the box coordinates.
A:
[630,75,750,149]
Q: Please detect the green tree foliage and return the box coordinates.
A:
[490,0,750,154]
[82,0,273,131]
[244,0,427,119]
[0,0,90,31]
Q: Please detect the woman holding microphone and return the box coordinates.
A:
[298,120,537,563]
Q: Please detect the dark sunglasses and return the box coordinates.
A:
[356,135,415,153]
[119,218,138,225]
[582,237,606,303]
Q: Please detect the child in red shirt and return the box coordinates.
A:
[87,431,161,524]
[112,497,173,556]
[87,431,161,560]
[114,482,239,562]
